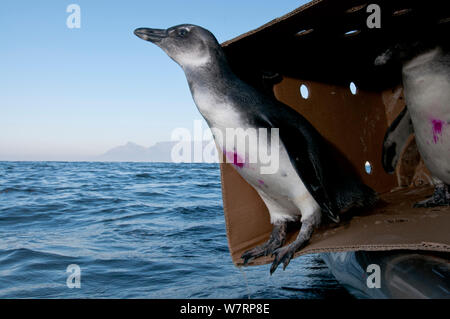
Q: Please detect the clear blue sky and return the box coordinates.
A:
[0,0,309,161]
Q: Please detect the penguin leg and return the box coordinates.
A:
[270,206,321,275]
[382,106,414,174]
[414,183,450,207]
[241,221,287,265]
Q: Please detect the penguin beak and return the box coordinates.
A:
[134,28,167,43]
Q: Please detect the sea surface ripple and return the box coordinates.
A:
[0,162,350,298]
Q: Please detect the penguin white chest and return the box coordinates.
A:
[192,89,244,127]
[219,133,318,223]
[403,67,450,184]
[192,89,319,222]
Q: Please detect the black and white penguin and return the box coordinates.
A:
[377,43,450,207]
[134,24,377,273]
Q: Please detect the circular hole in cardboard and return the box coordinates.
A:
[350,82,357,95]
[365,161,372,174]
[300,84,309,99]
[295,29,314,37]
[345,3,367,13]
[392,8,412,16]
[344,29,361,37]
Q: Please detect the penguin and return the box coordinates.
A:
[134,24,377,274]
[376,43,450,207]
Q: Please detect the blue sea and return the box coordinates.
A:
[0,162,350,299]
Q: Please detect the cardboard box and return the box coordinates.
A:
[220,0,450,266]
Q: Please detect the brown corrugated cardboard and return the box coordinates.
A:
[219,0,450,266]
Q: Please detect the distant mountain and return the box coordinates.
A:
[97,141,217,162]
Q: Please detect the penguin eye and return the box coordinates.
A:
[177,28,189,38]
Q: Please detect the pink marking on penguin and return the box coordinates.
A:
[431,118,445,144]
[224,150,245,168]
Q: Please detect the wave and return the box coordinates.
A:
[135,173,155,179]
[0,162,341,299]
[0,187,39,194]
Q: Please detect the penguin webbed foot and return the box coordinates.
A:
[241,221,287,265]
[241,242,279,265]
[270,244,298,275]
[414,184,450,208]
[270,218,315,275]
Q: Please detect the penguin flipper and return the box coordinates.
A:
[256,112,340,222]
[280,124,340,222]
[382,106,414,173]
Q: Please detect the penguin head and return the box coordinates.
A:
[134,24,223,69]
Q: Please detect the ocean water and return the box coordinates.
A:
[0,162,351,299]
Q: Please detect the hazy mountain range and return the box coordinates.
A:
[97,141,217,162]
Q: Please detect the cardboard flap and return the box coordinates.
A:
[220,166,450,266]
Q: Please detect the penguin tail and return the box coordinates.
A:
[333,180,378,214]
